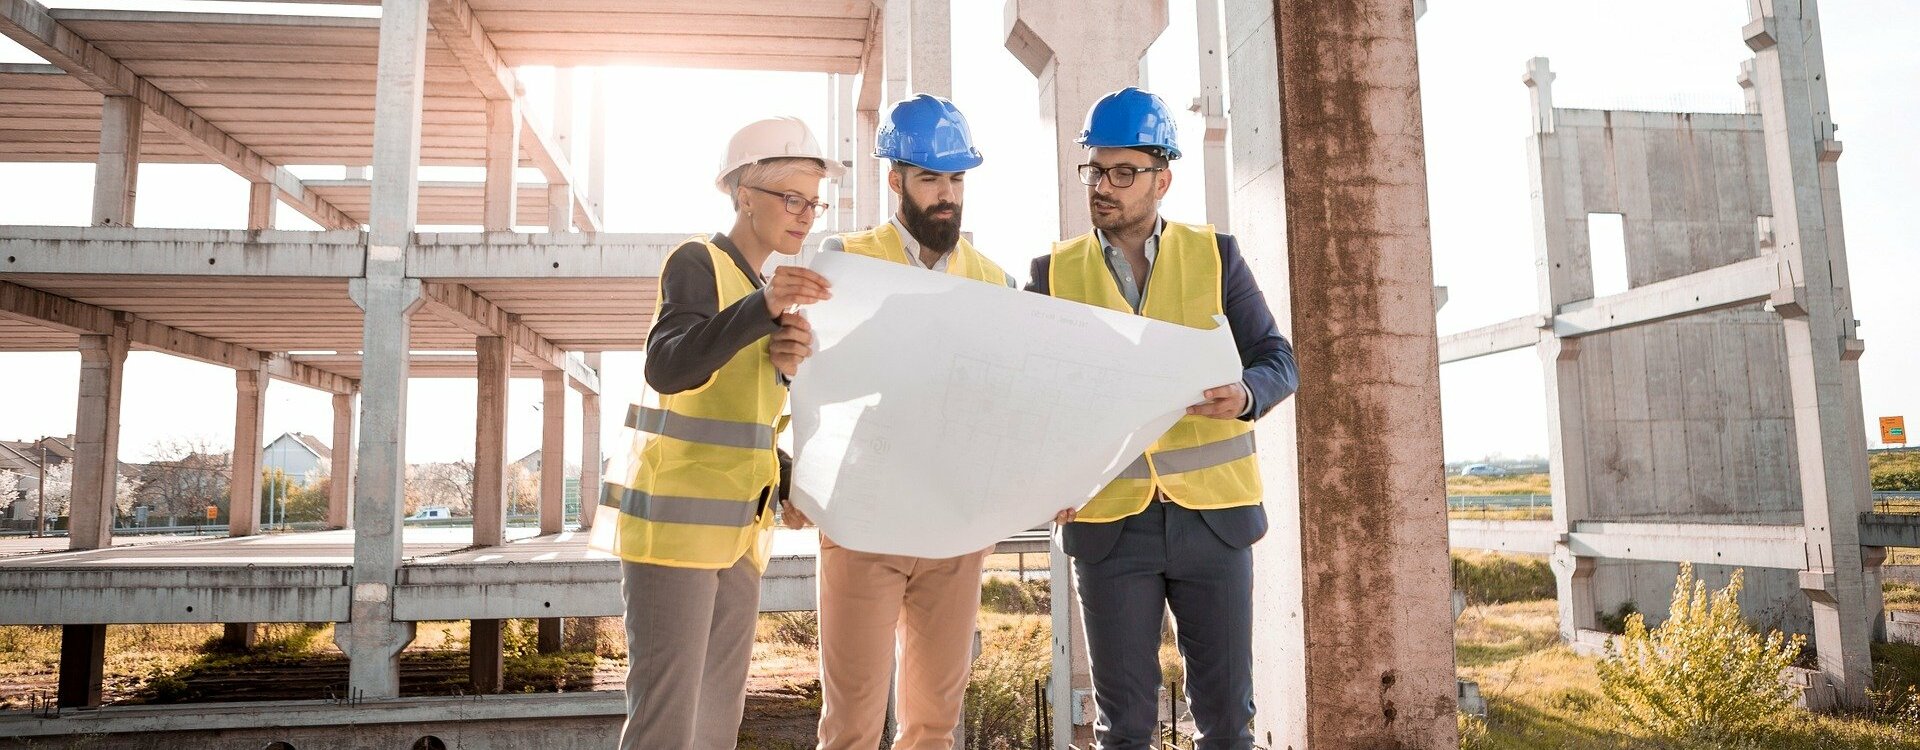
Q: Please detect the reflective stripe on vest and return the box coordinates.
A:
[838,223,1010,287]
[1047,221,1263,522]
[627,404,775,451]
[600,236,784,571]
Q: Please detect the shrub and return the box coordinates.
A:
[980,576,1050,615]
[964,616,1050,749]
[1596,564,1803,742]
[766,612,819,648]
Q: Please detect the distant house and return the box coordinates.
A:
[263,432,331,485]
[0,435,72,520]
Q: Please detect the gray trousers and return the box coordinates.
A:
[620,557,762,750]
[1073,502,1255,750]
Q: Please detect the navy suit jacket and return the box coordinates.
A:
[1026,230,1298,564]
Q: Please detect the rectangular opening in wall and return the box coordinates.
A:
[1588,213,1629,298]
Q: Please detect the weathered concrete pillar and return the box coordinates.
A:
[68,325,128,550]
[247,182,276,231]
[908,0,952,98]
[471,618,504,694]
[474,335,510,547]
[856,106,884,229]
[57,624,106,708]
[1191,0,1231,231]
[230,360,269,538]
[1864,545,1888,641]
[1523,58,1600,640]
[831,74,859,232]
[579,353,602,530]
[329,390,358,529]
[91,95,140,227]
[221,622,258,651]
[1003,6,1164,744]
[1226,1,1457,746]
[1004,0,1167,238]
[335,0,429,700]
[1745,0,1874,707]
[547,67,574,233]
[484,98,520,232]
[540,370,565,535]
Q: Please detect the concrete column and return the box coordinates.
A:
[856,107,885,228]
[547,68,575,233]
[908,0,952,98]
[831,75,859,232]
[579,353,602,530]
[91,95,140,227]
[1004,0,1168,238]
[471,618,504,694]
[230,361,269,538]
[1191,0,1231,231]
[221,623,258,651]
[588,70,607,226]
[1745,0,1874,707]
[247,182,276,231]
[57,624,106,708]
[329,390,358,529]
[540,371,565,534]
[335,0,431,700]
[1737,60,1761,115]
[484,98,521,231]
[1046,540,1090,748]
[69,324,128,550]
[1225,1,1457,746]
[1864,545,1888,641]
[474,336,510,546]
[1523,58,1599,639]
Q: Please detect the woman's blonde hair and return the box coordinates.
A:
[726,157,829,210]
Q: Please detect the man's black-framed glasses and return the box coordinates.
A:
[748,186,831,218]
[1077,164,1165,188]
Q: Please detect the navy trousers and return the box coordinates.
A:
[1071,502,1256,750]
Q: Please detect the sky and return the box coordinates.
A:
[0,0,1914,466]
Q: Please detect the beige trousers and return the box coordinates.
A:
[620,557,761,750]
[816,538,991,750]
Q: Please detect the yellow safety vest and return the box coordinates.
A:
[1047,221,1262,522]
[838,222,1011,287]
[601,237,784,571]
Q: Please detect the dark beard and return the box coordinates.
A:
[900,193,962,254]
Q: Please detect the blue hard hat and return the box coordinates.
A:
[1077,87,1182,160]
[874,94,984,173]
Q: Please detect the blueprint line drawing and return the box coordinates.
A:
[787,251,1241,558]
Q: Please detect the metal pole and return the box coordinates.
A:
[35,444,46,537]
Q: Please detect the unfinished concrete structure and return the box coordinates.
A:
[0,0,1465,747]
[1442,0,1894,708]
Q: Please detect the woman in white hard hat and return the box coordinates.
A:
[601,116,841,749]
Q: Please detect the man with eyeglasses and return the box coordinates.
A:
[779,93,1014,750]
[1025,87,1297,750]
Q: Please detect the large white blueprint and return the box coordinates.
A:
[787,251,1242,558]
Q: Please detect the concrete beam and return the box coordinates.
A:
[393,555,819,621]
[91,95,139,227]
[0,567,350,626]
[1551,254,1786,337]
[418,281,600,393]
[1004,0,1167,237]
[0,280,357,395]
[229,361,269,538]
[1861,513,1920,549]
[546,68,575,234]
[1228,0,1456,745]
[0,692,625,742]
[908,0,952,97]
[1447,520,1554,555]
[472,335,509,548]
[1566,521,1809,570]
[68,324,127,551]
[0,0,356,230]
[0,226,367,277]
[1437,315,1546,364]
[1191,0,1230,230]
[329,391,357,529]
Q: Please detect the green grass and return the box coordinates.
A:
[1448,473,1552,496]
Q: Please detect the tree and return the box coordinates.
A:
[406,461,475,517]
[39,463,71,519]
[136,437,231,521]
[506,464,539,516]
[0,469,18,517]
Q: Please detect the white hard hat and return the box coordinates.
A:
[714,116,846,194]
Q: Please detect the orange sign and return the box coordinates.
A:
[206,505,219,521]
[1884,416,1908,445]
